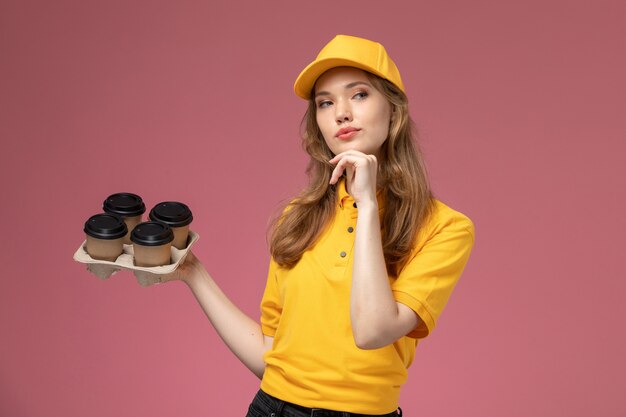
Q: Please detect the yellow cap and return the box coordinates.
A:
[293,34,405,100]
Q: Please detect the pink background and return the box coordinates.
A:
[1,0,624,415]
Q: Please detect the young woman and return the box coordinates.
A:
[137,35,474,416]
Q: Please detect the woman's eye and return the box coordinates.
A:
[317,101,332,108]
[353,91,368,100]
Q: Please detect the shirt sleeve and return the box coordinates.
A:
[260,257,282,337]
[392,205,475,339]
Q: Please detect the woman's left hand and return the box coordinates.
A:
[329,150,378,207]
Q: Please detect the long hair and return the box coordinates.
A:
[269,72,434,277]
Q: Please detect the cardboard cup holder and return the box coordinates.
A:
[73,230,199,283]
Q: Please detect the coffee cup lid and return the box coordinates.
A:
[84,213,128,240]
[149,201,193,227]
[103,193,146,217]
[131,221,174,246]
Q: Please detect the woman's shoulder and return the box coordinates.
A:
[431,199,473,225]
[418,199,475,244]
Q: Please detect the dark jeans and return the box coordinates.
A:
[246,389,402,417]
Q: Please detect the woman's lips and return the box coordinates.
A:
[336,128,360,140]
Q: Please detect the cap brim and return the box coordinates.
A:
[293,57,385,100]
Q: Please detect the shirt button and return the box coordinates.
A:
[347,227,354,233]
[340,251,347,258]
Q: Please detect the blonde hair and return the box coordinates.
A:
[269,72,434,277]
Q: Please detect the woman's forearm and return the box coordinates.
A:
[351,203,418,349]
[184,264,271,379]
[351,202,398,347]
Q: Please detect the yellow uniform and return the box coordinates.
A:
[260,179,475,414]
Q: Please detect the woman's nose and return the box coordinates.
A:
[335,101,353,123]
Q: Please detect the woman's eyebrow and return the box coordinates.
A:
[345,81,372,89]
[314,81,372,98]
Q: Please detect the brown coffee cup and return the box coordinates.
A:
[103,193,146,244]
[149,201,193,249]
[130,221,174,267]
[84,213,128,261]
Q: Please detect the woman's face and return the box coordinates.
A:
[313,67,392,158]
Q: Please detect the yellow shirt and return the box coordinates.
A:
[260,180,475,414]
